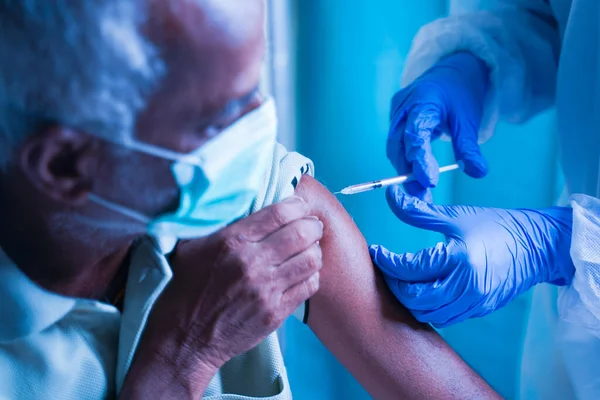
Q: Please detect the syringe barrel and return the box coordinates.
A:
[342,181,382,194]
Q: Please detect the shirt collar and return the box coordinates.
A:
[116,236,173,392]
[0,249,77,342]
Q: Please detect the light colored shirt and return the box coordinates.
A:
[0,143,313,400]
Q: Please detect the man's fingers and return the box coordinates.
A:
[281,272,320,315]
[260,217,323,265]
[228,196,309,241]
[274,242,322,289]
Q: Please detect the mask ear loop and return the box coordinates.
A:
[85,138,204,228]
[117,98,277,168]
[88,193,151,224]
[86,98,277,229]
[121,138,204,167]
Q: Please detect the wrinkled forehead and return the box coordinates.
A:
[145,0,266,102]
[131,0,266,150]
[187,0,265,46]
[147,0,265,47]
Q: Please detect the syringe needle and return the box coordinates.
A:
[336,163,460,196]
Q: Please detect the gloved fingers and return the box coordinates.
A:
[387,119,432,201]
[389,87,412,124]
[452,126,488,179]
[390,277,463,315]
[411,284,475,327]
[410,259,518,328]
[420,310,471,328]
[385,185,450,233]
[387,118,411,176]
[403,181,432,203]
[391,264,470,321]
[386,281,451,314]
[369,242,456,282]
[404,107,441,189]
[428,297,494,328]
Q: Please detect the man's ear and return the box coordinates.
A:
[18,126,99,205]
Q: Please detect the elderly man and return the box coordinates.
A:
[0,1,497,399]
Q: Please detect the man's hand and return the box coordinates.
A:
[120,195,323,398]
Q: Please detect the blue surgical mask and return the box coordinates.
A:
[89,98,277,239]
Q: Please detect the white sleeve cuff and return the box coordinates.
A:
[560,194,600,335]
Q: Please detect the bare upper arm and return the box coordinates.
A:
[294,175,498,400]
[294,175,423,329]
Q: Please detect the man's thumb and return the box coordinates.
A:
[386,185,449,234]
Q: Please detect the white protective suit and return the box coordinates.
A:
[402,1,600,399]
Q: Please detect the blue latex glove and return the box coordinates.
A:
[388,52,489,202]
[369,186,575,328]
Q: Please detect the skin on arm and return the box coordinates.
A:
[295,175,499,400]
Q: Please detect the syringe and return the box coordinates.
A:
[335,163,460,195]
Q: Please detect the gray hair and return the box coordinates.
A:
[0,1,164,167]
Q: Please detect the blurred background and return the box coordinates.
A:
[263,1,562,399]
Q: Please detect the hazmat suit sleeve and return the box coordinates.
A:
[560,194,600,335]
[402,0,561,142]
[554,194,600,398]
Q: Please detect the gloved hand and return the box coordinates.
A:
[388,52,489,202]
[369,186,575,328]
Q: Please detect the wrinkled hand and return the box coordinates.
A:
[369,186,575,328]
[388,52,489,202]
[146,195,323,371]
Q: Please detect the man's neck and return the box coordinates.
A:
[0,212,136,300]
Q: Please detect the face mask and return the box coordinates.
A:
[89,98,277,239]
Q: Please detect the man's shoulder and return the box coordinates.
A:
[0,251,78,342]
